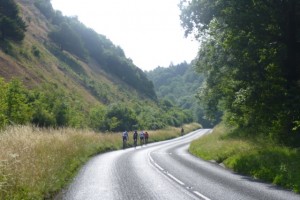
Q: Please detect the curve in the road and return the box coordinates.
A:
[58,129,300,200]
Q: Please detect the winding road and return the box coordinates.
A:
[57,129,300,200]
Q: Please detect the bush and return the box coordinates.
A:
[190,123,300,193]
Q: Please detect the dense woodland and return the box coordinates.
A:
[180,0,300,146]
[0,0,193,131]
[147,62,217,127]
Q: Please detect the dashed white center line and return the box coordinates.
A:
[167,173,185,186]
[149,151,212,200]
[193,191,211,200]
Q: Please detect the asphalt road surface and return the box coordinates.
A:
[57,129,300,200]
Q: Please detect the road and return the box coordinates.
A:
[57,129,300,200]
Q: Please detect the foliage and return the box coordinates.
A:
[147,62,216,127]
[0,78,8,127]
[0,79,191,131]
[87,101,193,132]
[34,0,156,99]
[49,22,87,59]
[0,0,27,42]
[0,78,31,127]
[105,103,138,131]
[180,0,300,146]
[189,123,300,193]
[34,0,54,19]
[0,123,200,199]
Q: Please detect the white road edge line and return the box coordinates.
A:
[193,191,211,200]
[154,163,164,171]
[167,173,185,186]
[149,156,154,163]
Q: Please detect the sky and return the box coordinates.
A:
[51,0,199,71]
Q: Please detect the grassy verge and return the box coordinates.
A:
[144,123,201,143]
[0,123,201,199]
[189,123,300,193]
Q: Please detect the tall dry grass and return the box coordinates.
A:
[146,123,201,143]
[0,126,120,199]
[0,123,201,199]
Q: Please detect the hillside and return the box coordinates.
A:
[0,0,193,130]
[1,0,155,102]
[146,62,218,127]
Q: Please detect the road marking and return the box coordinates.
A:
[149,156,154,163]
[154,163,164,171]
[167,173,185,186]
[193,191,211,200]
[151,152,170,155]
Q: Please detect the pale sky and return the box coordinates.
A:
[51,0,199,71]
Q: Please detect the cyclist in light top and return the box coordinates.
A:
[122,131,128,142]
[140,131,145,146]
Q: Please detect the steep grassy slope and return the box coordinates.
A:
[0,0,195,131]
[0,0,152,106]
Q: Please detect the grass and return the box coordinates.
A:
[189,123,300,193]
[145,123,201,143]
[0,123,201,199]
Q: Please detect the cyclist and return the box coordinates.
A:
[133,130,138,148]
[122,130,128,149]
[140,131,145,146]
[144,131,149,145]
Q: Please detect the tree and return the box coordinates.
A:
[34,0,54,19]
[105,103,138,131]
[0,78,8,127]
[0,0,26,41]
[5,79,31,124]
[180,0,300,145]
[89,105,107,131]
[49,22,87,59]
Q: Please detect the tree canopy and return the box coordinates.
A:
[147,62,216,127]
[180,0,300,145]
[0,0,27,41]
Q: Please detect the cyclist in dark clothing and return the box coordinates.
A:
[144,131,149,145]
[122,131,128,149]
[133,130,138,148]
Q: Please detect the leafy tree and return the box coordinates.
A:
[105,103,138,131]
[34,0,54,19]
[5,79,31,124]
[89,105,107,131]
[0,78,8,128]
[147,62,214,127]
[49,22,87,59]
[30,84,78,128]
[0,0,26,41]
[30,91,56,127]
[180,0,300,145]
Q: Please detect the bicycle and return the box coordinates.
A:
[140,136,144,146]
[133,130,138,148]
[144,132,149,145]
[133,138,137,148]
[122,136,127,149]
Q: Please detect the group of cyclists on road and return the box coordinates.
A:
[122,130,149,149]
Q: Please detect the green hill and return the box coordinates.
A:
[0,0,193,130]
[2,0,155,101]
[146,62,219,127]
